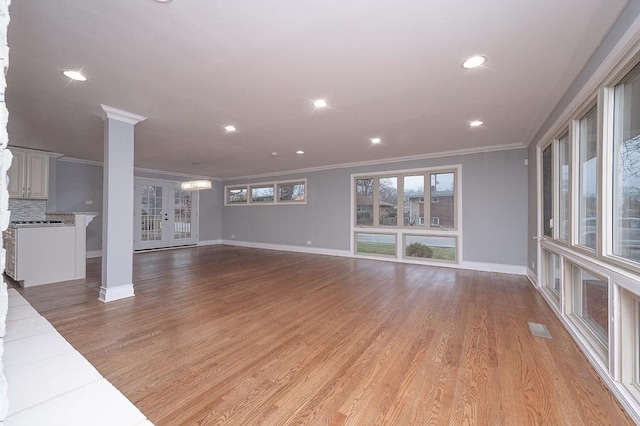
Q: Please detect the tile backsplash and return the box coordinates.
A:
[8,199,47,221]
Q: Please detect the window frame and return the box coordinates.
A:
[351,165,462,265]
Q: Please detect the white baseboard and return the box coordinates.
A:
[460,261,527,276]
[99,284,135,303]
[526,267,538,287]
[86,250,102,259]
[219,239,352,258]
[197,239,223,246]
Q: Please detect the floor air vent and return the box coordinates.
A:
[528,322,553,339]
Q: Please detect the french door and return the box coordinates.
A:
[134,179,198,250]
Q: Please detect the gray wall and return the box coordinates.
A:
[223,148,529,267]
[51,161,223,251]
[526,0,640,272]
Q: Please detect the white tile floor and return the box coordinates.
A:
[3,289,153,426]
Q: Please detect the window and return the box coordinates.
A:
[225,180,306,205]
[404,235,456,262]
[355,233,396,257]
[378,177,398,226]
[543,144,553,237]
[251,185,274,203]
[356,178,374,226]
[352,166,460,264]
[613,64,640,263]
[278,182,305,202]
[558,133,571,241]
[430,172,455,229]
[578,106,598,249]
[569,264,608,360]
[543,250,561,305]
[403,175,424,227]
[227,187,247,204]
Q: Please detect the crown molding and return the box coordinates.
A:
[221,142,525,181]
[93,104,147,125]
[56,157,219,181]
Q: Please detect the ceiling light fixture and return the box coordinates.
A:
[224,125,236,132]
[370,137,382,144]
[155,0,173,3]
[462,55,486,69]
[469,120,483,127]
[296,150,305,154]
[313,99,328,108]
[181,180,212,191]
[62,70,87,82]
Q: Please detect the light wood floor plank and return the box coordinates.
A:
[15,245,633,425]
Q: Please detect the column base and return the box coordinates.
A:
[99,284,135,303]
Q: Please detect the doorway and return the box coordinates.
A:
[134,178,198,250]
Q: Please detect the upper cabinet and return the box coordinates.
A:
[7,147,49,199]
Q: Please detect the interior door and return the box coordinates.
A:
[134,179,198,250]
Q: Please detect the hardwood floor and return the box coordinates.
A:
[17,246,632,425]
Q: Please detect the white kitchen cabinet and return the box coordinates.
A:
[7,147,49,199]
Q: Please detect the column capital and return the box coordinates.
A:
[93,104,146,125]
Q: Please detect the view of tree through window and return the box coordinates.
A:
[543,145,553,237]
[378,177,397,226]
[356,178,374,226]
[614,64,640,262]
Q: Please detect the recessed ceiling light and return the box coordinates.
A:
[296,150,305,155]
[370,137,382,144]
[62,70,87,82]
[271,152,278,156]
[313,99,328,108]
[224,125,236,132]
[462,55,486,69]
[155,0,172,3]
[470,120,483,127]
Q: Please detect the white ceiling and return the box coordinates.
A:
[5,0,628,178]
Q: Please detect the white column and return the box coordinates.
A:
[94,105,146,303]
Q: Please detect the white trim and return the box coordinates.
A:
[460,261,527,276]
[527,267,538,287]
[86,250,102,258]
[197,239,223,246]
[93,105,147,125]
[220,239,351,258]
[222,143,523,181]
[56,157,218,181]
[99,284,135,303]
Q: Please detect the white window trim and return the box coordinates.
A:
[224,178,307,206]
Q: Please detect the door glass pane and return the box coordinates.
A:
[141,185,163,241]
[356,178,374,226]
[613,65,640,262]
[403,175,424,227]
[174,188,192,240]
[378,177,397,226]
[431,172,454,228]
[543,145,553,237]
[579,106,598,249]
[559,133,571,241]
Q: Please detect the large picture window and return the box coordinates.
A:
[352,166,460,264]
[613,63,640,263]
